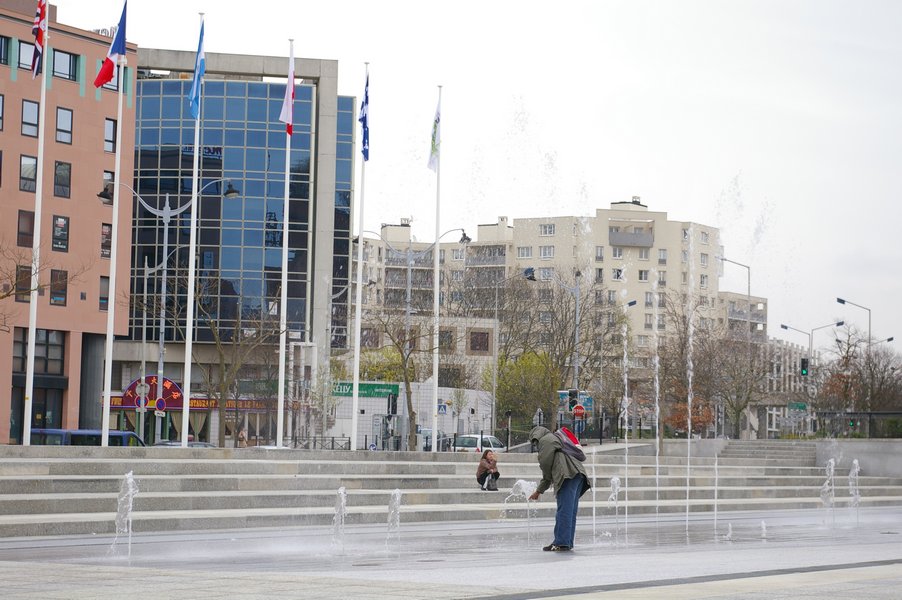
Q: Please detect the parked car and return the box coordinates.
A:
[420,428,452,451]
[30,428,145,447]
[451,434,507,453]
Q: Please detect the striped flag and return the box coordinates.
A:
[279,43,295,135]
[187,18,205,119]
[31,0,47,79]
[358,72,369,161]
[427,97,441,171]
[93,1,127,88]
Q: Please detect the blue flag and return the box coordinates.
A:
[188,19,205,119]
[358,73,369,161]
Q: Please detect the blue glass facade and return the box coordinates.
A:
[129,78,351,346]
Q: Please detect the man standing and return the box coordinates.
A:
[528,426,591,552]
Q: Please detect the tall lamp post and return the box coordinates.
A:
[98,180,239,444]
[717,256,753,438]
[492,267,536,433]
[780,320,844,434]
[836,297,871,410]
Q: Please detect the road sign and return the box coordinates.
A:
[788,402,807,412]
[155,398,166,411]
[572,404,586,418]
[154,410,165,418]
[437,404,447,415]
[368,443,377,451]
[574,418,585,435]
[135,382,150,397]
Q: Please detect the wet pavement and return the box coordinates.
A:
[0,506,900,599]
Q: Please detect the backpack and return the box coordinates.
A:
[554,427,586,462]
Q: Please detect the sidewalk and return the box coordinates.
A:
[1,507,900,599]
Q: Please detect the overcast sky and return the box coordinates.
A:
[52,0,902,353]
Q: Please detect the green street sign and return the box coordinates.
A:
[332,381,400,398]
[788,402,807,412]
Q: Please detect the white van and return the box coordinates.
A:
[451,434,507,453]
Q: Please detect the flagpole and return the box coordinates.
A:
[100,50,126,447]
[350,63,369,452]
[431,85,442,453]
[276,40,294,448]
[23,5,49,446]
[182,12,204,448]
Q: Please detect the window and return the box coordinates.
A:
[15,266,31,302]
[517,246,532,259]
[539,311,552,324]
[539,245,554,259]
[639,248,649,260]
[0,94,5,129]
[469,331,490,353]
[104,118,117,152]
[645,291,654,308]
[658,292,666,308]
[701,231,709,244]
[638,335,649,347]
[52,50,78,81]
[657,271,667,287]
[50,270,68,306]
[595,290,605,305]
[100,171,115,205]
[538,288,553,302]
[99,276,110,311]
[103,62,120,91]
[101,223,112,258]
[645,313,654,330]
[56,107,72,143]
[682,250,689,263]
[612,247,623,259]
[700,253,708,267]
[658,249,667,265]
[681,271,688,285]
[22,100,39,137]
[53,161,71,197]
[361,327,380,348]
[639,269,649,282]
[20,155,37,192]
[682,228,689,241]
[51,216,69,252]
[439,329,454,351]
[539,223,555,236]
[657,314,666,330]
[17,210,34,247]
[700,274,709,289]
[18,41,34,70]
[451,270,463,281]
[607,290,616,305]
[538,267,554,281]
[12,328,65,375]
[609,226,620,233]
[595,246,604,261]
[595,268,604,283]
[0,36,10,65]
[451,248,464,261]
[612,268,624,281]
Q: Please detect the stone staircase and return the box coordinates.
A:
[1,441,900,538]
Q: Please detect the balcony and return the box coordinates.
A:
[609,230,654,248]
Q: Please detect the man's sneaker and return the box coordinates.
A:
[542,544,571,552]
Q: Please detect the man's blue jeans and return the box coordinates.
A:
[553,475,583,548]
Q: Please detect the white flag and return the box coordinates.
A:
[427,97,441,171]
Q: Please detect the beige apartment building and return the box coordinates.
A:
[0,1,136,443]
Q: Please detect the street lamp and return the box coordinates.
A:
[837,297,872,410]
[492,267,536,433]
[353,228,469,452]
[717,256,753,438]
[98,180,239,445]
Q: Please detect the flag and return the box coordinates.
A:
[93,1,127,88]
[279,43,295,135]
[427,97,441,171]
[358,72,369,161]
[31,0,46,79]
[187,18,205,119]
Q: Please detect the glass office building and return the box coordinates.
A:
[129,77,352,348]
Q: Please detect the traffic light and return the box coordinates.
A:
[849,418,855,428]
[568,388,579,410]
[800,358,809,377]
[387,393,397,415]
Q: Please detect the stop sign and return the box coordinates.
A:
[572,404,586,418]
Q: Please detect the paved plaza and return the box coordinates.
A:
[1,506,900,599]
